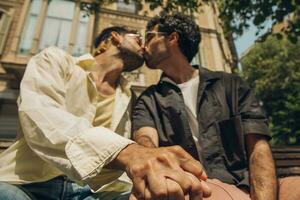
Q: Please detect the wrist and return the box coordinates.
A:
[108,143,141,170]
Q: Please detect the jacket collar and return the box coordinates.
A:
[159,65,221,86]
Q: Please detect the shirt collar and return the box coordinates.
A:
[118,75,131,96]
[76,53,131,96]
[76,54,98,71]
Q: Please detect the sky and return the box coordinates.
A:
[234,21,273,59]
[234,24,258,58]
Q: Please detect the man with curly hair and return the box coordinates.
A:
[132,12,300,200]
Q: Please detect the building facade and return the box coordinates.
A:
[0,0,237,140]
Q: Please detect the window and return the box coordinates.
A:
[18,0,41,55]
[38,0,75,52]
[117,0,137,13]
[18,0,92,56]
[73,12,90,56]
[0,9,12,55]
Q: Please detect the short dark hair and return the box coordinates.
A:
[146,12,201,62]
[94,26,133,48]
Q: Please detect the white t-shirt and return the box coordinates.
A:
[177,72,202,161]
[177,73,199,133]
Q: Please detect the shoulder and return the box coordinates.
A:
[199,67,249,93]
[27,47,78,76]
[136,85,158,104]
[205,67,241,81]
[33,46,75,65]
[36,46,69,58]
[207,68,245,85]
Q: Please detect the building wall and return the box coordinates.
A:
[0,0,237,139]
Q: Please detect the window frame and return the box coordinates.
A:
[0,8,12,55]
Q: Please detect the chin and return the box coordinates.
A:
[123,60,145,72]
[146,65,157,69]
[145,60,158,69]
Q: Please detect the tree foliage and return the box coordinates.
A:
[81,1,300,42]
[213,0,300,42]
[240,36,300,146]
[80,0,200,15]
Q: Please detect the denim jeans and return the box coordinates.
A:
[0,176,131,200]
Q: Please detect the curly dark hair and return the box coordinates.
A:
[146,12,201,62]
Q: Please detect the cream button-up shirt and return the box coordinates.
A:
[0,47,134,191]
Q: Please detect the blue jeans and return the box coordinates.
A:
[0,176,131,200]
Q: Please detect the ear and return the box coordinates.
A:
[168,32,179,46]
[110,31,122,46]
[93,41,111,56]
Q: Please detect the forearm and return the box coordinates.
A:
[249,139,278,200]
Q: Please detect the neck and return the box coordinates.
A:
[160,54,198,84]
[92,47,124,95]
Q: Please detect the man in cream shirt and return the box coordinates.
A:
[0,26,211,200]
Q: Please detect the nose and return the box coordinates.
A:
[136,38,142,46]
[141,39,149,49]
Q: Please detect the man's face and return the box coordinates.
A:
[118,33,145,72]
[143,26,171,69]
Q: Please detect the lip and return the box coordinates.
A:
[137,49,144,54]
[143,52,149,59]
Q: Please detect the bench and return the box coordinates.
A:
[272,147,300,177]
